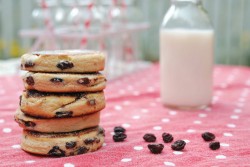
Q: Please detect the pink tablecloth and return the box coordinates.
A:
[0,64,250,167]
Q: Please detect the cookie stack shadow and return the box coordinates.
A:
[15,50,107,157]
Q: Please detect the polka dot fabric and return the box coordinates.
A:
[0,64,250,166]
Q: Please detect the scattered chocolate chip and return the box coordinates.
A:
[98,128,105,136]
[202,132,215,141]
[50,78,63,83]
[171,140,186,151]
[56,61,74,70]
[148,143,164,154]
[24,121,36,127]
[95,138,100,143]
[114,126,126,133]
[24,61,35,68]
[19,95,22,106]
[65,141,76,149]
[55,111,73,118]
[143,133,156,142]
[88,99,96,106]
[26,76,34,86]
[209,141,220,150]
[162,133,173,143]
[48,146,65,157]
[77,78,90,85]
[113,132,127,142]
[77,146,89,155]
[84,138,95,145]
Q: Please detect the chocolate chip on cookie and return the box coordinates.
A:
[77,146,89,155]
[55,111,73,118]
[56,61,74,70]
[88,99,96,106]
[50,78,63,83]
[26,76,35,86]
[48,146,65,157]
[65,141,77,149]
[84,138,95,145]
[77,78,90,85]
[24,61,35,68]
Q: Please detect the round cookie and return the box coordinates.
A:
[21,50,105,73]
[21,126,105,157]
[20,90,105,118]
[23,72,106,92]
[14,108,100,133]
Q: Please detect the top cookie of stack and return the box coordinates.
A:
[20,50,106,93]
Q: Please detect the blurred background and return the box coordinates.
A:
[0,0,250,77]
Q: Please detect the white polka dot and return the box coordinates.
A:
[141,109,149,113]
[164,162,176,166]
[133,91,140,96]
[186,129,196,133]
[199,113,207,118]
[132,115,140,119]
[169,111,177,115]
[162,118,170,123]
[133,146,143,151]
[127,86,134,91]
[122,123,131,128]
[102,143,107,146]
[121,158,132,162]
[153,126,162,130]
[150,102,157,107]
[204,107,211,111]
[110,132,115,135]
[119,90,125,95]
[156,98,161,102]
[114,105,122,111]
[11,144,21,149]
[183,139,190,143]
[147,87,155,93]
[216,155,227,159]
[238,98,245,102]
[227,124,236,128]
[237,103,244,108]
[193,120,202,124]
[25,160,35,164]
[220,143,230,147]
[230,115,239,120]
[123,101,131,106]
[234,109,242,113]
[223,132,233,137]
[0,119,5,123]
[3,128,12,133]
[64,163,75,167]
[173,151,183,155]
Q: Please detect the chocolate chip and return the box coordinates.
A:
[95,138,100,143]
[48,146,65,157]
[24,121,36,127]
[19,95,22,106]
[113,132,127,142]
[114,126,126,133]
[24,61,35,68]
[84,138,95,145]
[98,128,105,136]
[88,99,96,106]
[209,141,220,150]
[148,144,164,154]
[33,53,40,56]
[26,76,34,86]
[65,141,76,149]
[77,146,89,155]
[202,132,215,141]
[171,140,186,151]
[143,133,156,142]
[50,78,63,83]
[77,78,90,85]
[56,61,74,70]
[162,133,173,143]
[55,111,73,118]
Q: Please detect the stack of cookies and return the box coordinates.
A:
[15,50,106,157]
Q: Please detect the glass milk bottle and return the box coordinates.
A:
[160,0,214,110]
